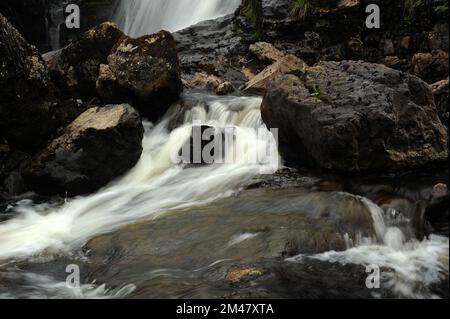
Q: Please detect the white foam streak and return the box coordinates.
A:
[0,271,135,299]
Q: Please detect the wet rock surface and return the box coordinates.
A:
[66,187,380,297]
[3,171,447,299]
[174,14,254,89]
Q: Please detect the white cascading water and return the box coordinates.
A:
[113,0,242,37]
[0,95,279,261]
[288,194,449,299]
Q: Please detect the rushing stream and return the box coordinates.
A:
[0,93,448,299]
[0,0,448,301]
[0,94,277,260]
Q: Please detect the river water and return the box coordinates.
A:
[0,0,448,300]
[0,93,448,299]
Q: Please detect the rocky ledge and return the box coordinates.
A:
[261,60,448,172]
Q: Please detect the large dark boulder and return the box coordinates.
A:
[23,104,144,196]
[0,14,58,150]
[44,22,124,100]
[261,60,448,172]
[99,30,183,121]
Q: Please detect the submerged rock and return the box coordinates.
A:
[261,60,448,172]
[225,266,266,284]
[23,104,144,196]
[101,30,183,121]
[44,22,124,100]
[0,13,58,150]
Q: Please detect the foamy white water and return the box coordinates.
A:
[0,95,279,261]
[113,0,241,37]
[288,195,449,299]
[0,271,136,299]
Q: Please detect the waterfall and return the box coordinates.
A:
[112,0,242,37]
[48,1,69,50]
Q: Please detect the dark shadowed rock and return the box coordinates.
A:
[101,30,182,121]
[431,78,449,125]
[0,0,52,52]
[44,22,124,100]
[261,60,448,172]
[53,98,91,130]
[0,144,30,196]
[411,50,449,84]
[96,64,122,102]
[23,104,144,196]
[425,184,449,237]
[174,14,251,89]
[216,81,235,95]
[0,14,58,150]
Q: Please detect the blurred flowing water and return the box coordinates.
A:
[113,0,241,36]
[0,93,448,299]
